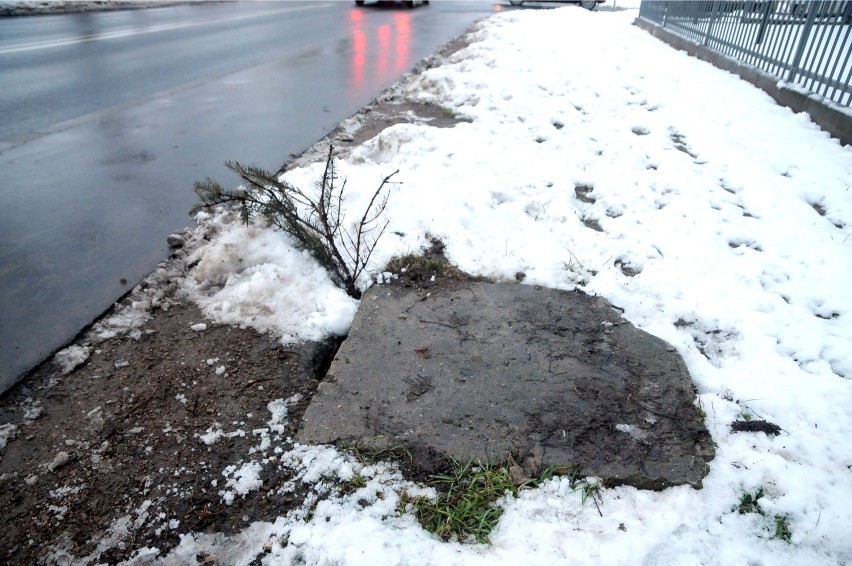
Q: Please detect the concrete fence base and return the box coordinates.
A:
[634,17,852,147]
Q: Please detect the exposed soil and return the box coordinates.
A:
[0,288,344,564]
[730,419,782,436]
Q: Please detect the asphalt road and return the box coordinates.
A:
[0,0,504,392]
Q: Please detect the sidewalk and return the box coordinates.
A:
[3,4,851,564]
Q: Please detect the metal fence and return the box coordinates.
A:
[638,1,852,107]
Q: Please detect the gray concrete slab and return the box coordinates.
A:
[297,281,715,490]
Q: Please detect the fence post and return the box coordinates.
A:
[787,0,820,82]
[703,1,720,46]
[755,0,774,44]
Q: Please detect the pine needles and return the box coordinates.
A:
[192,146,398,299]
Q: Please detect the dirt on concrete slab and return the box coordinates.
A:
[297,277,715,491]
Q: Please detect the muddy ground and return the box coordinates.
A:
[0,292,336,564]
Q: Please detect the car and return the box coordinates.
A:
[509,0,604,9]
[355,1,429,6]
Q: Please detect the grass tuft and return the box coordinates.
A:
[562,251,584,273]
[773,514,792,542]
[735,487,793,542]
[407,460,515,544]
[694,398,707,421]
[340,473,368,495]
[404,460,603,544]
[579,480,603,510]
[345,440,412,466]
[737,487,765,515]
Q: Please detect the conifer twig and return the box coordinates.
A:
[191,146,398,299]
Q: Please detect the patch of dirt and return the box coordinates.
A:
[287,99,471,172]
[574,185,596,204]
[614,258,640,277]
[383,236,491,291]
[582,217,604,232]
[332,101,470,149]
[286,34,474,171]
[0,291,339,564]
[730,419,782,436]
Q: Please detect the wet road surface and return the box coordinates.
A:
[0,1,506,391]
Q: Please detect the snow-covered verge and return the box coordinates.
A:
[0,0,198,17]
[78,4,851,565]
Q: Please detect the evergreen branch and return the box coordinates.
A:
[190,145,395,299]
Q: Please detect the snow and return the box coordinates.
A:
[0,423,18,450]
[183,213,359,343]
[197,425,245,446]
[91,307,151,341]
[0,0,198,17]
[268,395,301,435]
[53,345,92,375]
[198,426,224,446]
[220,461,264,506]
[59,3,848,564]
[47,451,70,472]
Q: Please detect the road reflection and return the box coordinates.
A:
[394,13,410,70]
[348,8,411,91]
[350,9,366,83]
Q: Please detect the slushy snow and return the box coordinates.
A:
[184,213,358,343]
[52,345,92,375]
[118,4,850,565]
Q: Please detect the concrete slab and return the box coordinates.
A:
[297,282,714,489]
